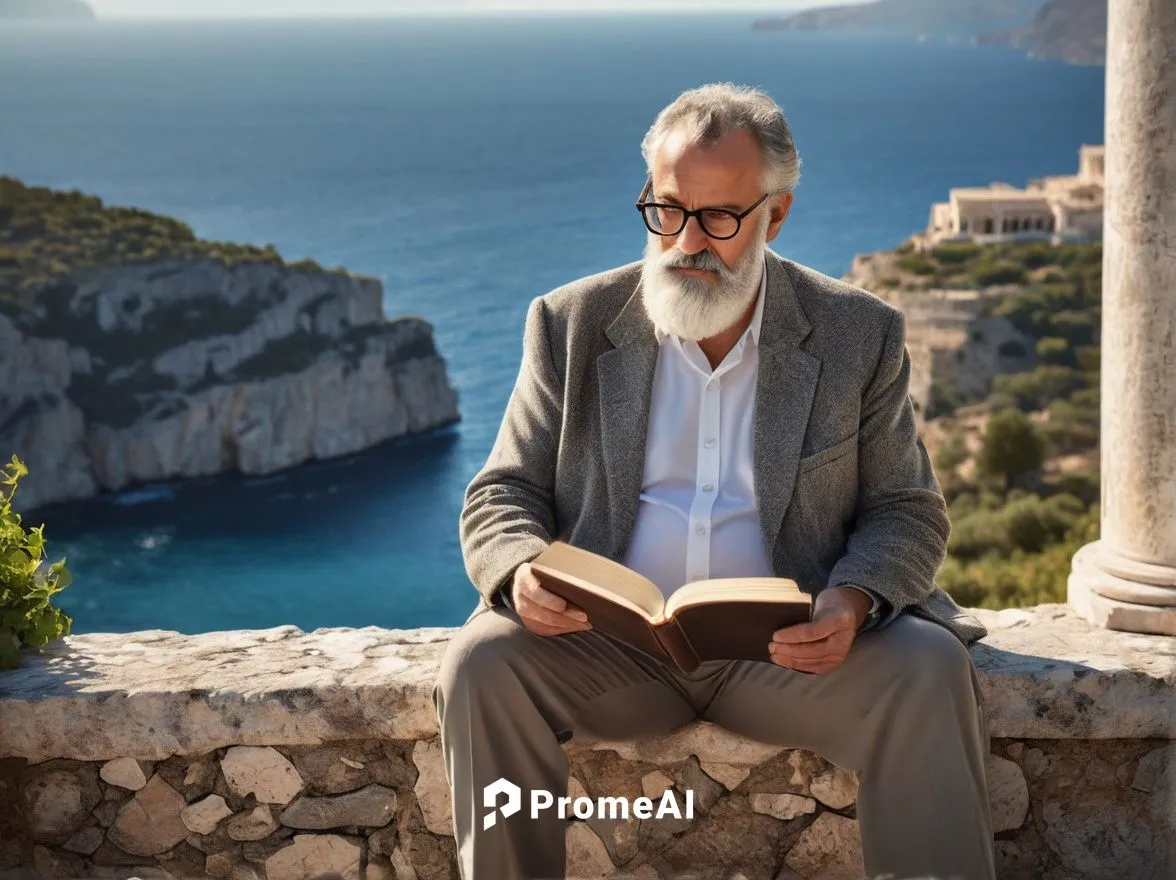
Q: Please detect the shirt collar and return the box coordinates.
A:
[653,257,768,348]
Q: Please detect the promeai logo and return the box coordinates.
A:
[481,778,694,827]
[483,778,522,829]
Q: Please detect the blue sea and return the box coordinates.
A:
[0,15,1104,634]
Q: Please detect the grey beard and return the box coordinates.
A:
[639,221,767,342]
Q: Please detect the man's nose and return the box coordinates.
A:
[675,215,710,254]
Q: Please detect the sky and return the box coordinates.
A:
[89,1,862,18]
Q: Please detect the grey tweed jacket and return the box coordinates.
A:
[459,248,987,646]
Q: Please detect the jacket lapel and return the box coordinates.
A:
[597,281,659,558]
[754,252,820,560]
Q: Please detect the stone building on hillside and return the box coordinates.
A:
[923,144,1104,245]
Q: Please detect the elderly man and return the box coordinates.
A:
[432,83,995,880]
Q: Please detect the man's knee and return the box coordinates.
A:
[434,609,528,712]
[872,613,976,691]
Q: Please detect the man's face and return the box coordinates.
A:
[640,126,793,341]
[647,126,781,269]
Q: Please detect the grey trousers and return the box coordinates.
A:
[431,604,996,880]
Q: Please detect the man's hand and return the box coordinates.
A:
[510,562,593,637]
[768,586,872,675]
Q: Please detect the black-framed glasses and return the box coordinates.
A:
[635,177,772,241]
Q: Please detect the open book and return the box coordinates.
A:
[528,541,812,674]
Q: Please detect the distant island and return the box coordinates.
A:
[0,0,95,19]
[754,0,1106,67]
[976,0,1106,66]
[752,0,1044,36]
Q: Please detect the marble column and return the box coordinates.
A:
[1068,0,1176,635]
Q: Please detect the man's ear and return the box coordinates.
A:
[766,192,794,243]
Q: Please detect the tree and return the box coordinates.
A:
[977,409,1046,491]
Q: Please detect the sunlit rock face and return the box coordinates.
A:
[1,259,459,511]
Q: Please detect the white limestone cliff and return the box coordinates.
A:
[0,259,459,511]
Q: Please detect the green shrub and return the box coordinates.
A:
[0,456,73,669]
[934,431,970,473]
[1048,470,1101,506]
[1042,396,1100,455]
[991,365,1088,412]
[970,260,1026,287]
[1036,337,1071,365]
[977,408,1046,489]
[1003,493,1085,554]
[1050,309,1098,346]
[949,510,1015,558]
[897,255,937,276]
[1069,386,1099,410]
[932,243,981,264]
[948,491,980,520]
[928,378,975,419]
[1020,243,1060,269]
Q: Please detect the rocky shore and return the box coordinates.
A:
[0,182,460,512]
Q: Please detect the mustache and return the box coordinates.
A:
[658,248,730,275]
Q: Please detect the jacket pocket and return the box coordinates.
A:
[797,431,859,475]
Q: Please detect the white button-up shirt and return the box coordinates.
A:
[620,260,880,620]
[621,263,774,598]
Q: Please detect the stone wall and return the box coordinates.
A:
[1,605,1173,880]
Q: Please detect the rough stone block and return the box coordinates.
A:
[220,746,304,805]
[279,784,397,830]
[99,759,147,792]
[107,775,188,856]
[784,813,864,880]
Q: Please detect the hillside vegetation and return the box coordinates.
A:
[0,177,332,314]
[900,241,1103,609]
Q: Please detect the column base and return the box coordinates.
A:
[1068,542,1176,636]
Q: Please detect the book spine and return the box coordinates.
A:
[652,622,700,674]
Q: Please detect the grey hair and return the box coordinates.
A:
[640,83,802,193]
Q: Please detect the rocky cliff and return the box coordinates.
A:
[0,180,460,512]
[976,0,1106,66]
[753,0,1044,34]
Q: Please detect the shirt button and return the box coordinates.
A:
[704,438,717,449]
[695,524,707,536]
[702,484,714,493]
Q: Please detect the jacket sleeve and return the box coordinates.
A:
[826,308,951,629]
[459,296,562,608]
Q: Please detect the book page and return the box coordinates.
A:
[529,542,665,619]
[663,577,805,620]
